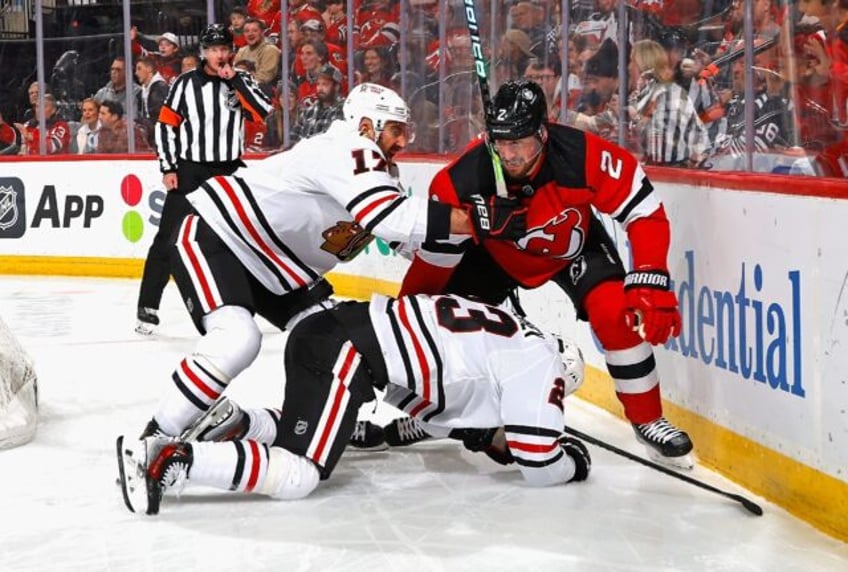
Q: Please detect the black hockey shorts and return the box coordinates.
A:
[170,214,333,334]
[552,213,626,321]
[274,305,380,479]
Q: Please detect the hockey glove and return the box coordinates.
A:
[450,427,515,465]
[623,269,682,345]
[559,437,591,482]
[466,194,527,243]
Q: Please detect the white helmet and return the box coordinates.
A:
[343,82,410,137]
[556,336,585,396]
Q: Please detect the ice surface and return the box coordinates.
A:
[0,276,845,572]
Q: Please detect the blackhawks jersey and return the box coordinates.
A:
[369,293,581,486]
[188,120,439,295]
[401,124,667,303]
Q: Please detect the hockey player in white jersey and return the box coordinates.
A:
[116,294,591,514]
[133,83,528,443]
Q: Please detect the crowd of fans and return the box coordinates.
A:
[0,0,845,178]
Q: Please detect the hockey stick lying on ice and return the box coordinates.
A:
[563,425,764,516]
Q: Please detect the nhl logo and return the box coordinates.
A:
[294,419,308,435]
[0,186,18,231]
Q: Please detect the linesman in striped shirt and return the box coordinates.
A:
[135,23,273,335]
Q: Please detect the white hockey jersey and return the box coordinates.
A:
[369,293,583,486]
[188,120,434,295]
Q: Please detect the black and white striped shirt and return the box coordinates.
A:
[155,68,273,172]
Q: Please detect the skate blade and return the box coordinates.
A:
[116,435,159,515]
[644,446,695,471]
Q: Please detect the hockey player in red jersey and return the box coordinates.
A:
[396,79,693,469]
[124,83,527,455]
[117,294,591,514]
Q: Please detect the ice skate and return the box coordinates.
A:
[181,397,247,442]
[632,417,694,470]
[116,435,193,515]
[135,307,159,335]
[384,416,432,447]
[348,420,388,451]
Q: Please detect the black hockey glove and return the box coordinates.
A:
[449,427,515,466]
[465,194,527,243]
[559,437,591,482]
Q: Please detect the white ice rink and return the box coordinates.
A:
[0,276,846,571]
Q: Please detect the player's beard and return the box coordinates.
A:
[501,139,544,180]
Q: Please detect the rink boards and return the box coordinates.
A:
[0,155,845,541]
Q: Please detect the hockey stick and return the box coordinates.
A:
[563,425,764,516]
[462,0,507,197]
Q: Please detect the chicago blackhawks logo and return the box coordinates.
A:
[516,208,585,259]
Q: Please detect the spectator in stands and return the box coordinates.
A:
[130,29,183,86]
[568,38,618,139]
[524,58,563,121]
[181,54,200,74]
[96,100,151,154]
[247,0,282,34]
[135,57,169,147]
[627,39,710,167]
[496,29,536,83]
[22,81,40,123]
[322,0,348,48]
[18,94,70,155]
[509,1,549,54]
[288,0,323,27]
[234,18,282,92]
[230,6,249,48]
[0,112,23,155]
[94,57,141,116]
[290,63,344,144]
[301,18,348,75]
[355,46,394,87]
[712,39,793,161]
[73,97,101,155]
[295,38,332,106]
[355,0,398,49]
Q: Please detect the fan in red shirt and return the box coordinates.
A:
[399,80,694,469]
[19,94,70,155]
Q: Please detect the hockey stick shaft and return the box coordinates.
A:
[563,425,763,516]
[462,0,507,197]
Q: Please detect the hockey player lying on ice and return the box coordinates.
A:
[116,293,591,514]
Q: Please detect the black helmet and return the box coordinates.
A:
[199,24,233,49]
[487,80,547,140]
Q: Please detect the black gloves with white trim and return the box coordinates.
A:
[466,193,527,243]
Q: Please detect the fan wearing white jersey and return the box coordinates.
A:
[116,294,591,514]
[132,83,528,444]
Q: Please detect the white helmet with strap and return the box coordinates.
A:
[343,82,410,137]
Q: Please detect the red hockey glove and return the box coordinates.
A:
[465,193,527,243]
[623,269,682,345]
[559,437,591,482]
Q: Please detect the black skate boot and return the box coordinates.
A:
[349,420,388,451]
[632,417,694,470]
[135,307,160,335]
[384,417,432,447]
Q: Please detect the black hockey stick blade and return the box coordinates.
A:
[563,425,763,516]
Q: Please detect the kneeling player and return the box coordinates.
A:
[116,294,590,515]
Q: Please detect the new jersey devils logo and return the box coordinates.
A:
[516,208,585,260]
